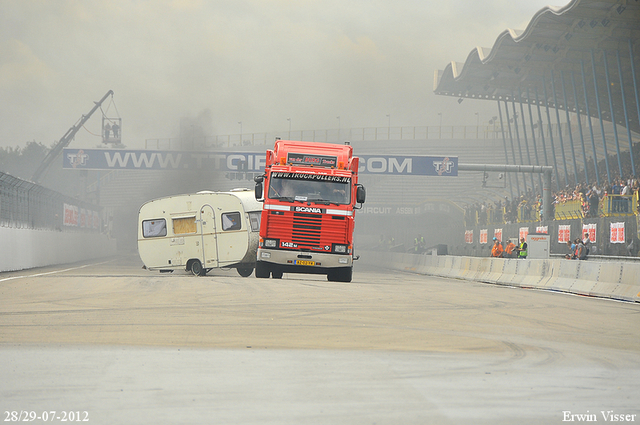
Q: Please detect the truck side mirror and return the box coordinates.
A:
[254,175,264,201]
[356,185,366,204]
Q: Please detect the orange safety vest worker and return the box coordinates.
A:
[491,240,503,257]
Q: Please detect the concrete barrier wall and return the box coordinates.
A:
[361,250,640,303]
[0,228,118,272]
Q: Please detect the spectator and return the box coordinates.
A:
[564,240,575,259]
[627,235,640,257]
[413,234,425,254]
[588,190,599,218]
[575,238,587,260]
[583,233,591,258]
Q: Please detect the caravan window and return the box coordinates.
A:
[142,219,167,238]
[173,216,197,234]
[222,212,242,231]
[248,211,261,232]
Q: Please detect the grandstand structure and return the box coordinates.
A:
[434,0,640,192]
[432,0,640,257]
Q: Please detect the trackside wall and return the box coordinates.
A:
[0,227,117,272]
[360,251,640,303]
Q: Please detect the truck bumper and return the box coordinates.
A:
[257,248,352,271]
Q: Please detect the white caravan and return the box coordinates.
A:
[138,189,262,276]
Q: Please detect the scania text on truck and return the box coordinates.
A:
[254,140,366,282]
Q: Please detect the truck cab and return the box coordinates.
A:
[254,140,365,282]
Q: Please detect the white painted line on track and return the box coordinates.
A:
[0,259,116,283]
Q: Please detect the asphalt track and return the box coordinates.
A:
[1,253,639,424]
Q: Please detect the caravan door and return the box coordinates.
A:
[199,204,219,269]
[215,201,250,266]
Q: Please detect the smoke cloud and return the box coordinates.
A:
[1,0,556,149]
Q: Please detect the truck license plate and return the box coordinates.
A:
[295,260,316,266]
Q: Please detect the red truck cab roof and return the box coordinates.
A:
[267,140,359,175]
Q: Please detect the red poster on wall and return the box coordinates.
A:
[480,229,488,244]
[582,223,596,242]
[494,229,502,242]
[610,222,625,243]
[558,225,571,243]
[63,203,78,227]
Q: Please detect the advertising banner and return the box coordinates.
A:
[479,229,488,244]
[63,149,458,176]
[610,222,625,243]
[558,224,571,243]
[583,223,597,242]
[536,225,548,234]
[63,203,100,229]
[519,227,529,241]
[63,203,78,227]
[465,230,473,244]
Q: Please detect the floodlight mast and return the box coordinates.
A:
[31,90,114,183]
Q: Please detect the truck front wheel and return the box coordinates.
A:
[255,261,270,278]
[328,267,352,282]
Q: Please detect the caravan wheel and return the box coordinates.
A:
[190,260,206,276]
[237,267,254,277]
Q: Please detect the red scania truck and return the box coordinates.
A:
[254,140,366,282]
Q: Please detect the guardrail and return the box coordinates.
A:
[602,194,638,216]
[361,250,640,303]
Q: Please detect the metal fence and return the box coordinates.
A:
[144,122,586,150]
[144,125,504,150]
[0,171,102,232]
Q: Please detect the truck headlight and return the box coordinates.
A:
[264,239,278,248]
[333,244,347,254]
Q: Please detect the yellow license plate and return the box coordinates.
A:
[295,260,316,266]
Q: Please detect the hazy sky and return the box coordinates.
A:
[1,0,560,149]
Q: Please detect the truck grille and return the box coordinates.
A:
[267,211,348,247]
[293,212,322,244]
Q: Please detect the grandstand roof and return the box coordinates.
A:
[433,0,640,134]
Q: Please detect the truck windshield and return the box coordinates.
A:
[268,175,350,205]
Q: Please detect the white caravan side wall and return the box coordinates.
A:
[138,190,260,272]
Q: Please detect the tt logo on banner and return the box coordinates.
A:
[433,157,455,175]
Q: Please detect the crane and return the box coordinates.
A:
[31,90,114,183]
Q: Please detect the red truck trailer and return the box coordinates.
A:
[254,140,366,282]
